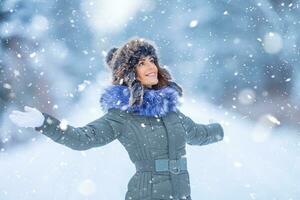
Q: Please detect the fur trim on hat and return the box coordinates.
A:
[99,84,182,117]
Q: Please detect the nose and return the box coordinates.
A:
[146,61,156,69]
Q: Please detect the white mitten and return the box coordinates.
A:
[9,106,45,128]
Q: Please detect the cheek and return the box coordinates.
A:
[139,75,147,81]
[136,68,145,81]
[154,66,158,73]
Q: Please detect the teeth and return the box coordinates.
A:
[146,72,155,76]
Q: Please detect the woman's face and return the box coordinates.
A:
[136,56,158,88]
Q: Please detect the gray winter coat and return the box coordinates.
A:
[35,85,224,200]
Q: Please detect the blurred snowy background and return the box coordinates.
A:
[0,0,300,199]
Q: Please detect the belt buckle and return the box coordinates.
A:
[169,159,181,174]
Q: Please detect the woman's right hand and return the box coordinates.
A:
[9,106,45,128]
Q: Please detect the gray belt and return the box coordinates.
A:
[134,157,187,174]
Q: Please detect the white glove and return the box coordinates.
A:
[9,106,45,128]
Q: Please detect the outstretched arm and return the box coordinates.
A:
[177,111,224,146]
[35,108,124,150]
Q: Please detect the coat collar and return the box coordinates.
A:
[99,85,182,117]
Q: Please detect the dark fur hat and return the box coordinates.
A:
[105,37,183,107]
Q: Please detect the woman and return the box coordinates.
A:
[9,38,224,200]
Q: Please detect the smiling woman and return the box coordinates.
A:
[9,37,224,200]
[136,56,159,89]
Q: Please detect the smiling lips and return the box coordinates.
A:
[145,72,157,77]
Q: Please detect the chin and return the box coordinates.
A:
[144,78,158,84]
[150,80,159,86]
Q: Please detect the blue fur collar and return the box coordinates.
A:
[99,85,182,117]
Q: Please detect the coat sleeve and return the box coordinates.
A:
[177,110,224,146]
[34,108,124,151]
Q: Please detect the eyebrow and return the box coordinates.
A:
[138,56,152,63]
